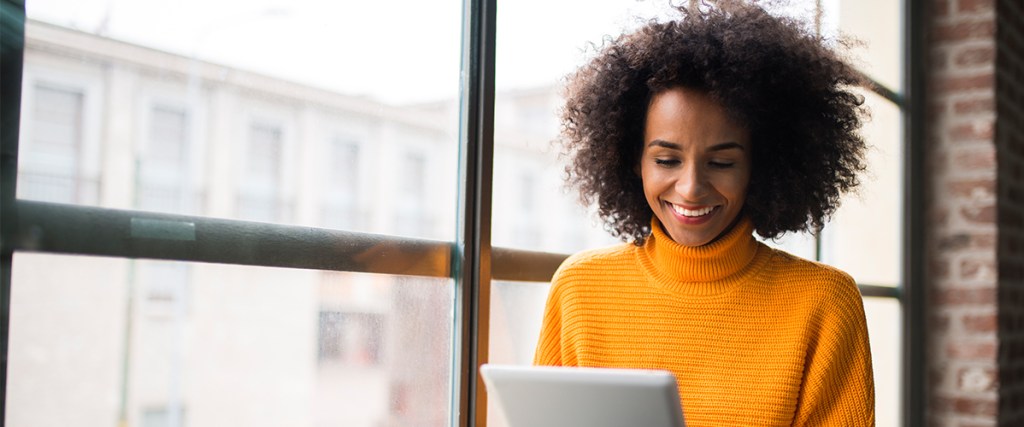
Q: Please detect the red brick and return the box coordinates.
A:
[953,96,995,114]
[949,120,995,141]
[953,396,998,417]
[932,313,953,332]
[929,101,950,120]
[971,232,996,249]
[947,179,995,199]
[931,206,951,227]
[933,48,946,69]
[956,0,994,14]
[963,312,998,333]
[932,20,996,42]
[932,259,952,279]
[947,341,997,360]
[952,148,996,169]
[934,0,951,17]
[933,73,995,93]
[932,287,997,305]
[954,45,995,66]
[960,204,996,223]
[961,258,997,281]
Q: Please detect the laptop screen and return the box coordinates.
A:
[480,364,686,427]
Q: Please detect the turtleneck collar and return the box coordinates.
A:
[637,215,764,296]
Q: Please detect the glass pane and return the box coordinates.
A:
[821,91,903,286]
[487,281,550,427]
[21,0,461,240]
[831,0,904,92]
[864,297,902,427]
[488,281,550,366]
[7,253,453,427]
[490,0,680,254]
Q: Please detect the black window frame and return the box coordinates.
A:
[0,0,923,426]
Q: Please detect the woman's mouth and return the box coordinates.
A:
[669,203,716,218]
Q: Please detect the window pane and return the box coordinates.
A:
[7,253,453,427]
[488,281,550,366]
[832,0,904,92]
[864,297,902,427]
[487,281,550,427]
[22,0,461,240]
[491,0,676,254]
[821,91,903,286]
[18,84,96,204]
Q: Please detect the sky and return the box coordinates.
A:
[26,0,830,105]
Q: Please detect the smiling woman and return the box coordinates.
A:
[640,87,751,247]
[533,3,875,426]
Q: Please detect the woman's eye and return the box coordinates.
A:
[654,158,680,167]
[709,161,735,168]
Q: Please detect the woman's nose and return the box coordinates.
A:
[674,164,708,200]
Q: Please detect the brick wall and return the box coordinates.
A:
[926,0,1024,425]
[926,0,1000,425]
[995,0,1024,424]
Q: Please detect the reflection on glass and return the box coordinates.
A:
[19,0,461,240]
[821,90,903,286]
[7,254,453,427]
[864,297,903,427]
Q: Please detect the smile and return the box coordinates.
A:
[669,203,716,217]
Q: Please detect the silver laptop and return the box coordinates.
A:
[480,364,686,427]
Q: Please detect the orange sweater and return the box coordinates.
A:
[534,217,874,426]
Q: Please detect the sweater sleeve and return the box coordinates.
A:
[532,277,565,366]
[792,276,875,427]
[533,259,578,366]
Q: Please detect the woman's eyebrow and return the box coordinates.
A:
[647,139,681,149]
[707,141,745,152]
[645,140,745,151]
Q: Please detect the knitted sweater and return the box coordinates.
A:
[533,217,875,426]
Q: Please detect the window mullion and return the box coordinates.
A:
[0,0,27,416]
[453,0,497,426]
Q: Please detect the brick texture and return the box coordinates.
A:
[926,0,1024,425]
[925,0,1000,425]
[995,0,1024,425]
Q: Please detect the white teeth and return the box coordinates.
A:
[671,204,715,217]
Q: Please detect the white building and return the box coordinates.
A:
[9,19,612,427]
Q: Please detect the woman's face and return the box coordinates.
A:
[640,87,751,247]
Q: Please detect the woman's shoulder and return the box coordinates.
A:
[550,243,637,284]
[558,243,635,269]
[762,245,860,297]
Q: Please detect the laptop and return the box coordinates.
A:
[479,364,686,427]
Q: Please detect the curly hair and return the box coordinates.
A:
[561,2,867,244]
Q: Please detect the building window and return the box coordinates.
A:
[238,121,285,222]
[395,151,429,236]
[322,138,362,230]
[141,406,186,427]
[137,261,190,318]
[138,104,196,215]
[318,311,384,366]
[18,84,93,204]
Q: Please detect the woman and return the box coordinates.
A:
[533,3,874,426]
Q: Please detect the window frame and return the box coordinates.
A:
[0,1,922,426]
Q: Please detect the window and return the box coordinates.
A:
[18,84,91,204]
[238,121,286,222]
[142,406,186,427]
[3,1,918,426]
[321,138,362,230]
[139,104,197,215]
